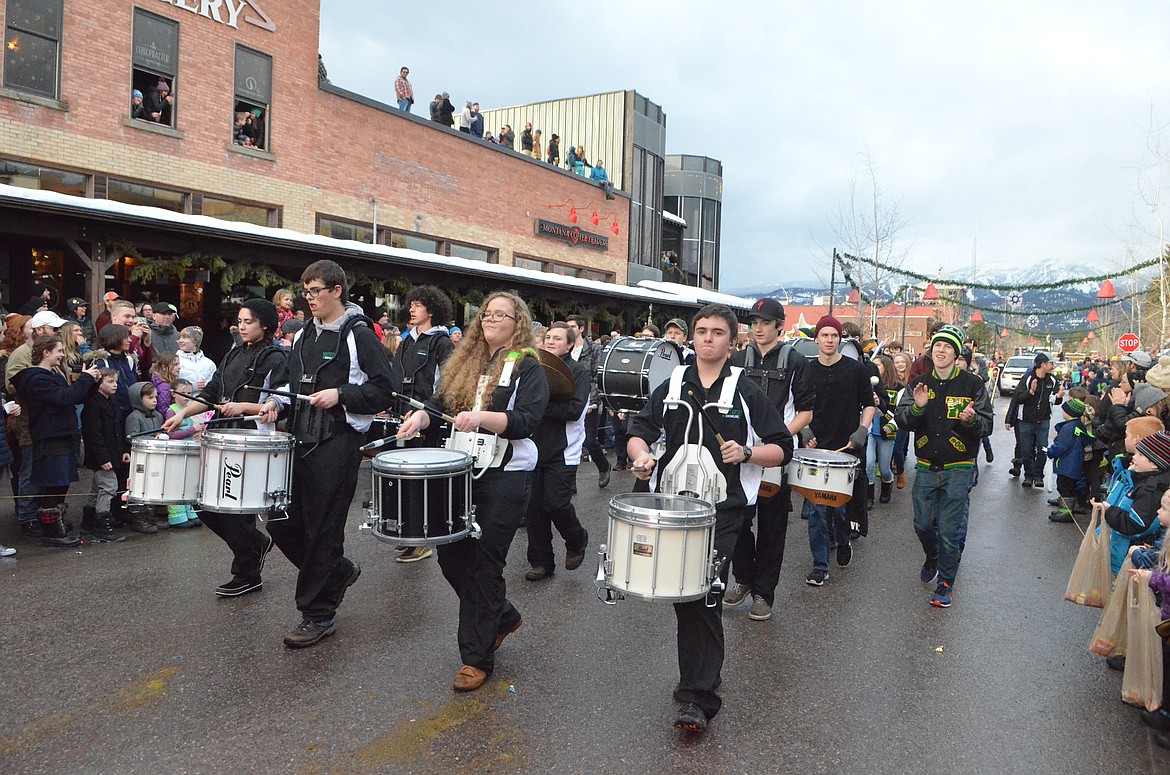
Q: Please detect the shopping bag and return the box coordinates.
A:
[1064,502,1113,607]
[1121,574,1163,710]
[1090,555,1134,656]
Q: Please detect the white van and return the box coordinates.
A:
[998,355,1037,396]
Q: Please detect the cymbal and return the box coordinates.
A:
[534,348,575,402]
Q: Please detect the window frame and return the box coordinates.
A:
[129,7,179,128]
[3,0,65,100]
[233,44,272,152]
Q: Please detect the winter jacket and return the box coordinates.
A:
[149,321,180,355]
[520,128,534,151]
[1147,569,1170,622]
[531,353,589,466]
[590,166,609,182]
[178,348,217,388]
[0,401,13,467]
[429,98,441,121]
[391,326,453,408]
[1105,466,1170,566]
[438,97,455,127]
[125,382,163,438]
[81,392,126,470]
[1007,368,1060,424]
[895,365,993,470]
[1046,418,1090,479]
[13,367,97,444]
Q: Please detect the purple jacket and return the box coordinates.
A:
[1148,569,1170,621]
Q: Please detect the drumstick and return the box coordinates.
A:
[835,445,851,452]
[204,415,266,426]
[171,389,222,411]
[262,387,315,401]
[685,390,727,445]
[392,391,459,424]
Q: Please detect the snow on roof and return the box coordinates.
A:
[662,210,686,227]
[0,183,739,308]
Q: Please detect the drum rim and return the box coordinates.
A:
[200,434,295,451]
[790,449,859,468]
[130,439,201,451]
[608,492,717,523]
[372,448,473,474]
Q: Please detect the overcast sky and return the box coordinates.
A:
[319,1,1170,290]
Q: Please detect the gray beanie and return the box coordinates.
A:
[180,325,204,348]
[1133,382,1168,415]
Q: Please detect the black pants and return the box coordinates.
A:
[437,469,529,674]
[613,413,630,468]
[673,506,744,719]
[844,444,868,536]
[200,510,269,584]
[730,484,791,607]
[583,408,610,473]
[268,430,363,623]
[526,463,588,571]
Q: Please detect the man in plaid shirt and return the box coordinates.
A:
[394,67,414,112]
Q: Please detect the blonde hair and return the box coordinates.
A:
[439,291,535,412]
[272,288,293,306]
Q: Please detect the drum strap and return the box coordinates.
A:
[743,344,794,396]
[665,365,743,414]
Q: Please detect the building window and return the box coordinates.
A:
[581,269,613,283]
[201,196,275,227]
[317,215,373,244]
[450,243,495,263]
[513,256,542,272]
[233,46,271,151]
[3,0,63,99]
[107,179,185,213]
[130,9,178,126]
[0,159,85,196]
[389,233,441,254]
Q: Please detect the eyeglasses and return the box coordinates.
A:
[302,285,336,299]
[480,311,517,323]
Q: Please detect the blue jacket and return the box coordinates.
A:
[1046,418,1089,479]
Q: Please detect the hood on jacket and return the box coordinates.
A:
[314,302,367,333]
[128,382,155,412]
[150,320,176,337]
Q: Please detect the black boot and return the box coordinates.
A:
[91,511,127,543]
[879,481,892,504]
[40,507,80,548]
[81,505,99,532]
[866,483,875,508]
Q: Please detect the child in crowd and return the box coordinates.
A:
[1101,420,1170,572]
[150,353,179,415]
[1047,398,1092,522]
[0,396,16,556]
[162,378,204,527]
[1128,487,1170,747]
[124,382,177,532]
[81,368,129,541]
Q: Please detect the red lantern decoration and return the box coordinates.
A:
[922,283,940,302]
[568,206,578,224]
[590,210,600,226]
[1097,280,1116,299]
[847,288,860,304]
[970,310,983,322]
[1087,330,1096,339]
[611,218,620,236]
[1086,308,1100,323]
[1001,329,1010,338]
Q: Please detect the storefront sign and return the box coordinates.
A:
[534,219,609,251]
[158,0,276,33]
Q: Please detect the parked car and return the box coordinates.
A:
[998,354,1037,396]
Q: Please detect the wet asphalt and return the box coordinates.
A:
[2,397,1168,774]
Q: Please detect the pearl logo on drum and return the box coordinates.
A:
[221,461,242,502]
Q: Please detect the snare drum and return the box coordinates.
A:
[127,437,201,505]
[361,448,476,546]
[786,448,857,506]
[199,429,294,515]
[597,492,719,603]
[596,336,682,412]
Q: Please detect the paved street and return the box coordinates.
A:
[2,398,1168,774]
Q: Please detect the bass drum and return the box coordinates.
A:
[791,336,862,361]
[595,336,681,412]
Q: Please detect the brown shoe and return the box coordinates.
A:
[453,665,487,692]
[896,472,906,489]
[564,528,590,570]
[492,617,523,652]
[524,566,552,581]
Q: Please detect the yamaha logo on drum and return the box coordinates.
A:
[221,461,243,501]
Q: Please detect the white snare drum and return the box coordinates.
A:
[127,437,201,505]
[596,492,721,603]
[787,448,857,506]
[199,429,294,516]
[359,448,478,546]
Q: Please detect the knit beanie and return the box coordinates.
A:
[1132,382,1168,415]
[240,298,279,341]
[180,325,204,348]
[1146,355,1170,392]
[814,315,843,338]
[1136,431,1170,471]
[1062,398,1085,418]
[930,324,965,356]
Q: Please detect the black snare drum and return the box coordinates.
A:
[361,448,477,546]
[596,336,682,412]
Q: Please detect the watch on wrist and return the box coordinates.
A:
[743,445,753,462]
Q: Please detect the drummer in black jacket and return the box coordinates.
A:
[397,291,550,693]
[629,303,791,735]
[724,298,813,622]
[524,322,591,581]
[164,298,288,598]
[258,260,396,649]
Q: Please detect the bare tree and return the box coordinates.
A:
[828,150,913,337]
[1131,105,1170,348]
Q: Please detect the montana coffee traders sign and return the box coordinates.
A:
[535,219,609,251]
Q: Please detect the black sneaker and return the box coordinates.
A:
[1048,511,1074,524]
[216,578,263,597]
[598,469,611,490]
[836,543,852,567]
[1008,467,1020,477]
[19,522,45,538]
[1105,654,1126,671]
[805,568,828,586]
[674,702,708,733]
[283,619,336,648]
[920,559,938,584]
[1020,479,1032,488]
[1141,708,1170,732]
[985,448,994,463]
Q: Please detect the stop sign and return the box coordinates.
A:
[1118,333,1141,353]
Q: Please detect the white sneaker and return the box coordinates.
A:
[0,544,15,557]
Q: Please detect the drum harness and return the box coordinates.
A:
[742,343,795,496]
[443,350,529,479]
[288,315,372,456]
[657,365,743,508]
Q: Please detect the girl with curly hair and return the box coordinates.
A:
[397,291,549,693]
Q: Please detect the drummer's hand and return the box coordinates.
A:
[452,411,481,432]
[220,402,244,417]
[806,437,817,449]
[100,462,112,471]
[397,411,429,439]
[632,453,655,480]
[121,453,131,464]
[913,382,930,408]
[720,439,748,464]
[257,400,280,425]
[161,414,181,433]
[309,388,340,409]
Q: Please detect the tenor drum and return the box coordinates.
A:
[363,414,402,457]
[199,429,293,515]
[361,448,476,546]
[127,437,201,505]
[597,492,719,603]
[596,336,682,412]
[787,448,858,506]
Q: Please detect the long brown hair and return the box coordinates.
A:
[874,354,898,390]
[439,291,535,412]
[2,314,30,354]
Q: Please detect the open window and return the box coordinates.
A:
[130,9,178,127]
[233,45,271,151]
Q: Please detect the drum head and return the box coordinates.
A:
[792,448,857,467]
[201,428,294,450]
[609,491,716,525]
[646,340,682,387]
[373,447,472,474]
[131,437,199,452]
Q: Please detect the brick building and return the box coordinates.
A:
[0,0,731,331]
